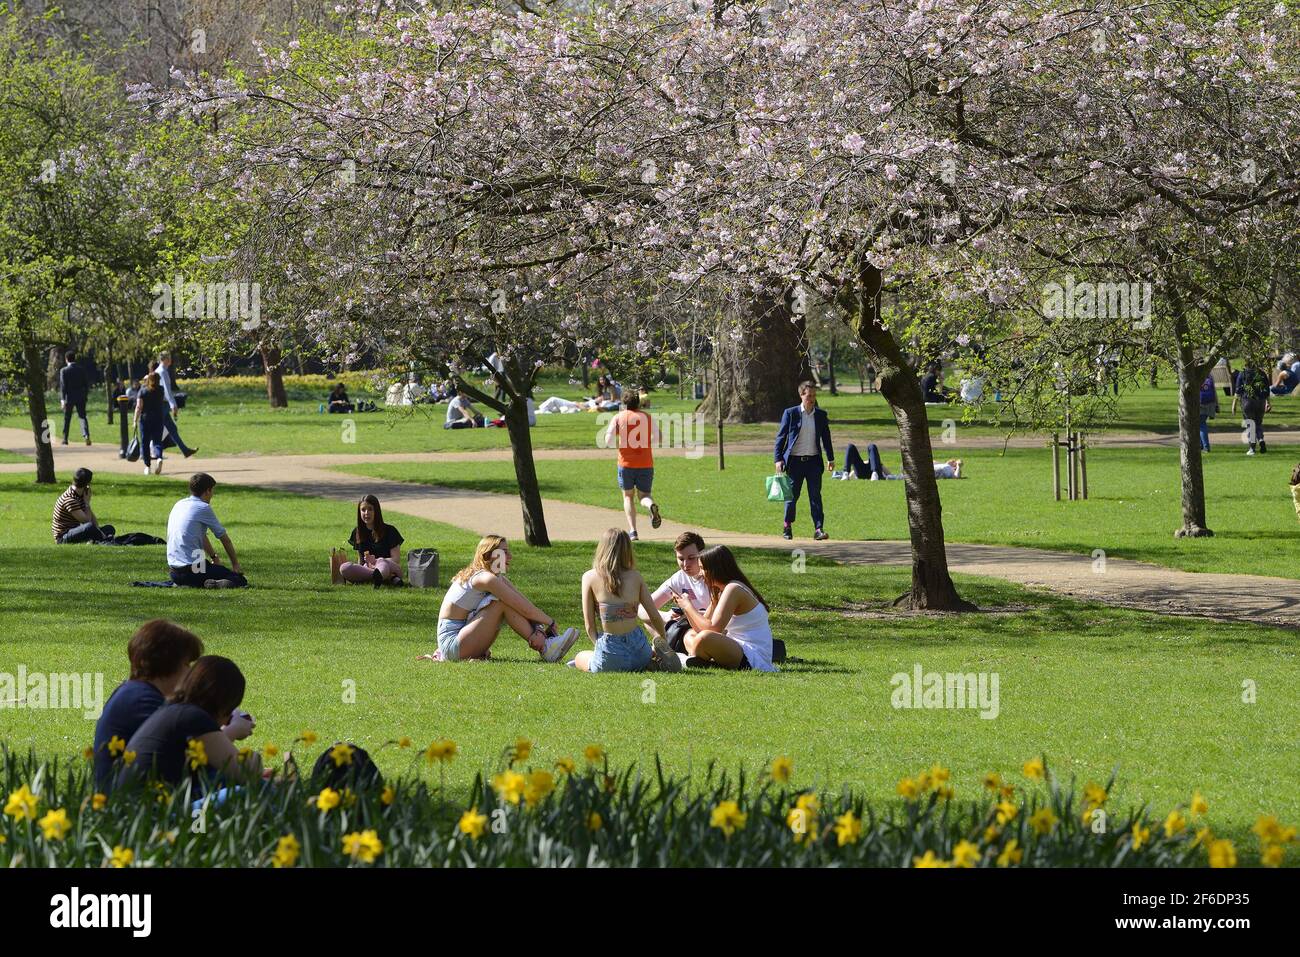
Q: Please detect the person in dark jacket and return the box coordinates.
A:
[1232,361,1272,455]
[1198,375,1219,452]
[59,350,91,446]
[773,381,835,541]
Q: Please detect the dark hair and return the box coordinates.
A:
[65,349,77,363]
[355,494,387,543]
[73,467,94,488]
[699,545,769,611]
[128,619,204,681]
[172,655,243,719]
[189,473,216,497]
[311,743,384,791]
[624,391,641,410]
[597,374,611,388]
[797,380,816,394]
[1291,462,1300,487]
[673,531,705,553]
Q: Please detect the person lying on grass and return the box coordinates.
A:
[671,545,778,672]
[94,620,255,791]
[419,534,578,663]
[123,655,261,790]
[331,494,403,588]
[840,442,963,481]
[571,528,679,673]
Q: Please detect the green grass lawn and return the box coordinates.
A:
[1,471,1296,854]
[5,370,1297,458]
[337,445,1300,579]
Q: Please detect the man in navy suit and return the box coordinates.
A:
[59,350,91,446]
[773,381,834,541]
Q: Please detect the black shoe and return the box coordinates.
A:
[781,527,792,540]
[372,569,384,589]
[813,528,829,541]
[1258,441,1267,454]
[650,503,663,529]
[183,447,198,458]
[684,656,716,669]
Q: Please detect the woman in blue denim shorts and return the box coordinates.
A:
[571,529,680,672]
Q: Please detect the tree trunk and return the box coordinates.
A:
[703,293,813,422]
[504,396,550,546]
[827,336,839,395]
[260,343,289,408]
[840,260,975,611]
[24,335,57,484]
[1173,327,1214,538]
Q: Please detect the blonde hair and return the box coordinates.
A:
[592,528,635,595]
[455,534,508,585]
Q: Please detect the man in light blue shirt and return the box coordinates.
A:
[167,473,246,588]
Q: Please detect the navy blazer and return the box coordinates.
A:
[774,404,834,467]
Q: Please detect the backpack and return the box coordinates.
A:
[310,744,383,791]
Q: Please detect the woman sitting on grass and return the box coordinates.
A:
[123,655,262,789]
[328,383,353,413]
[331,494,403,587]
[572,529,678,672]
[672,545,778,672]
[420,534,578,663]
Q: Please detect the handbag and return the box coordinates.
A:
[125,427,141,462]
[766,473,793,502]
[407,548,439,588]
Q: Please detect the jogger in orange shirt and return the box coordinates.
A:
[604,391,663,541]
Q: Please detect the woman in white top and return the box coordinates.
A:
[420,534,577,663]
[671,545,777,672]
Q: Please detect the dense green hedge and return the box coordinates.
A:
[2,744,1289,867]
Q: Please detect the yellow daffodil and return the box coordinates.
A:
[424,739,457,764]
[1083,782,1108,808]
[982,772,1003,792]
[381,786,395,807]
[38,808,71,841]
[122,751,136,766]
[4,785,38,821]
[983,825,1001,844]
[913,850,949,868]
[91,793,107,811]
[329,743,355,767]
[1164,809,1187,838]
[1191,791,1208,817]
[1252,815,1296,846]
[523,770,555,808]
[995,800,1018,826]
[554,756,576,774]
[935,784,955,801]
[1022,757,1045,781]
[587,812,603,832]
[397,736,412,749]
[786,796,819,844]
[512,738,533,764]
[951,840,980,868]
[342,829,383,864]
[272,834,300,868]
[491,770,526,805]
[1261,844,1285,868]
[834,811,861,847]
[916,771,933,792]
[1192,826,1213,848]
[107,736,126,758]
[299,730,318,747]
[109,846,134,868]
[929,764,951,785]
[710,800,747,837]
[896,776,920,800]
[1029,807,1058,836]
[769,756,793,783]
[82,747,94,761]
[583,743,604,764]
[1131,822,1151,850]
[1207,838,1236,868]
[186,739,208,770]
[315,787,341,812]
[997,839,1023,867]
[262,743,279,759]
[459,808,488,839]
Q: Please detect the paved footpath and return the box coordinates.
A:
[3,427,1297,628]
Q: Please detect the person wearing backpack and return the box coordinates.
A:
[1198,374,1219,452]
[1232,360,1272,455]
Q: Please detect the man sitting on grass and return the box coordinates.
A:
[52,468,115,544]
[92,619,254,791]
[166,473,248,588]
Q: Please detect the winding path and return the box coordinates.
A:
[3,427,1297,628]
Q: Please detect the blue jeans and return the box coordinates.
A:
[1198,414,1211,451]
[169,563,248,588]
[844,442,885,479]
[588,628,652,673]
[782,455,825,529]
[59,521,114,544]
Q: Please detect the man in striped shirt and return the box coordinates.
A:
[52,468,114,543]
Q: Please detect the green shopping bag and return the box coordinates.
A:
[766,473,793,503]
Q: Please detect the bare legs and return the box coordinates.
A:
[452,600,546,660]
[330,548,400,584]
[621,490,659,535]
[683,629,747,669]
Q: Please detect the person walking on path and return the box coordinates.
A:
[773,381,834,541]
[1198,375,1219,452]
[133,372,169,475]
[604,389,662,541]
[156,351,198,458]
[1232,360,1272,455]
[59,350,91,446]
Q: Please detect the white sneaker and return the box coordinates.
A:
[651,634,683,672]
[152,460,163,474]
[1246,448,1256,456]
[541,627,579,663]
[869,473,879,481]
[143,466,152,475]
